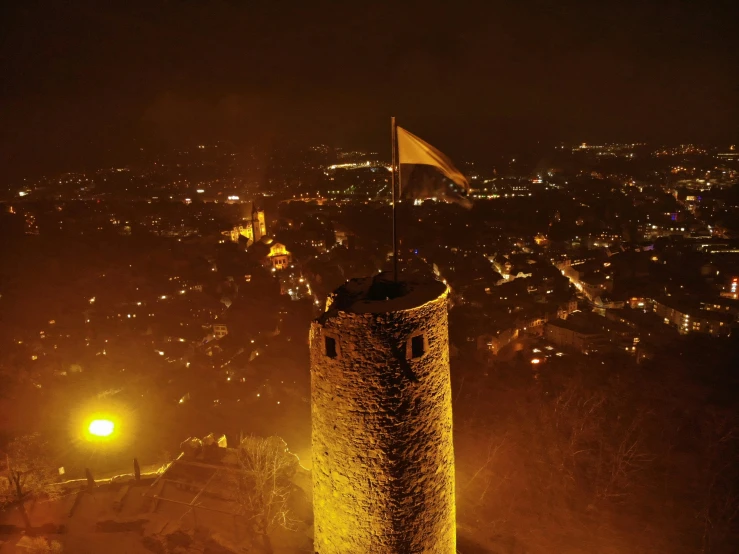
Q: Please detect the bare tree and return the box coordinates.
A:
[0,433,59,528]
[697,409,739,553]
[233,435,299,553]
[23,537,64,554]
[464,435,508,506]
[595,410,653,501]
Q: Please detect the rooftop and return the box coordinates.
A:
[547,315,602,336]
[323,272,447,315]
[655,296,735,323]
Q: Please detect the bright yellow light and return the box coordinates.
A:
[531,358,541,364]
[88,419,114,437]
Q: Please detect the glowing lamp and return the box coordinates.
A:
[88,419,114,437]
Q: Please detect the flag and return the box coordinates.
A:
[397,126,470,194]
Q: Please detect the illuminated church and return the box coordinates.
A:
[224,204,266,246]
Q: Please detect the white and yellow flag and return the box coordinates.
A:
[397,126,469,194]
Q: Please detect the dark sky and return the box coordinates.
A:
[1,0,738,179]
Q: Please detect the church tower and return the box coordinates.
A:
[252,205,266,242]
[310,274,456,553]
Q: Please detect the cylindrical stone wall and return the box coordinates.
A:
[310,277,455,553]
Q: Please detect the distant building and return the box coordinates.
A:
[310,238,327,252]
[605,307,679,356]
[545,318,605,354]
[545,311,639,355]
[334,224,353,247]
[477,316,519,361]
[593,295,624,309]
[587,230,622,249]
[534,233,549,246]
[224,224,250,243]
[223,205,267,246]
[212,323,228,339]
[477,298,578,359]
[246,235,293,272]
[719,277,738,300]
[265,238,291,270]
[578,274,613,301]
[653,297,732,336]
[638,223,690,240]
[700,296,739,317]
[477,325,519,359]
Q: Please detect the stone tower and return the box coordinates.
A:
[252,205,266,242]
[310,274,455,553]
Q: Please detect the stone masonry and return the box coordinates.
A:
[310,275,456,553]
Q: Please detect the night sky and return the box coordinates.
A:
[1,0,738,178]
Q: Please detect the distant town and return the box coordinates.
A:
[1,139,738,552]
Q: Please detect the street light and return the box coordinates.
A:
[71,400,134,458]
[83,415,119,441]
[88,419,115,437]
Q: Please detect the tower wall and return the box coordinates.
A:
[310,280,455,553]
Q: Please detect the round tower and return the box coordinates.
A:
[310,274,455,553]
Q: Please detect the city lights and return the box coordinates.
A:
[1,1,738,541]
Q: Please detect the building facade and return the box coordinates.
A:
[545,318,602,354]
[223,206,266,246]
[212,323,228,339]
[262,238,291,270]
[653,297,732,336]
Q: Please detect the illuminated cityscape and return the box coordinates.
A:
[1,2,739,553]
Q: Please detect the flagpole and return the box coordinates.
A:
[391,116,398,282]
